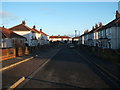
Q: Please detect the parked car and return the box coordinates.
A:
[69,44,75,48]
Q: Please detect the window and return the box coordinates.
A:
[31,36,33,39]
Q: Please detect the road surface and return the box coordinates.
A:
[2,44,120,88]
[20,45,117,88]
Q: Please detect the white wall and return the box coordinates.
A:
[13,31,39,46]
[0,38,12,48]
[111,26,120,49]
[82,36,84,45]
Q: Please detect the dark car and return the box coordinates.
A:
[69,44,75,48]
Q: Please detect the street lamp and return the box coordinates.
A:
[75,30,77,37]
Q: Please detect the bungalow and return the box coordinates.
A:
[72,36,79,41]
[0,26,26,48]
[49,35,72,43]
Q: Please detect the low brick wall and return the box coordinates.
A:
[78,45,120,64]
[25,47,29,55]
[0,47,29,61]
[0,48,16,61]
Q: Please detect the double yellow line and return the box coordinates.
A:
[0,57,34,72]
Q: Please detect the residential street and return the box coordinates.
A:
[15,44,119,88]
[1,2,120,89]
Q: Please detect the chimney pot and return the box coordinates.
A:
[84,30,88,34]
[22,20,26,25]
[33,25,36,29]
[116,10,120,18]
[99,22,102,27]
[95,24,98,28]
[92,26,94,30]
[40,29,42,32]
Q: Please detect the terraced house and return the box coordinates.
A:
[97,11,120,49]
[78,10,120,50]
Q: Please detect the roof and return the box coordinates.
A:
[49,36,71,39]
[0,27,26,39]
[98,17,120,31]
[32,28,40,33]
[9,23,34,32]
[32,28,49,36]
[0,30,7,39]
[72,36,79,39]
[40,31,49,36]
[79,11,120,37]
[9,21,49,36]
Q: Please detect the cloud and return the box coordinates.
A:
[0,11,19,25]
[0,11,19,19]
[39,8,56,15]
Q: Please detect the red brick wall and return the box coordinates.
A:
[0,47,29,61]
[25,47,29,55]
[0,48,16,61]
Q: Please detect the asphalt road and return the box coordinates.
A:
[20,44,114,88]
[2,45,60,88]
[2,44,119,88]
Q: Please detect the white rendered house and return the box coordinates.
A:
[9,21,38,47]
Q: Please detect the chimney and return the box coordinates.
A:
[99,22,102,27]
[84,30,88,34]
[33,25,36,29]
[40,29,42,32]
[95,24,98,28]
[92,26,94,30]
[3,26,4,28]
[22,20,26,25]
[116,10,120,19]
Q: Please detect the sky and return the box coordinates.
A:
[1,2,119,37]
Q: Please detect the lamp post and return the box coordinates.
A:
[75,30,77,37]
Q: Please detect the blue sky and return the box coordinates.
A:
[1,2,118,37]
